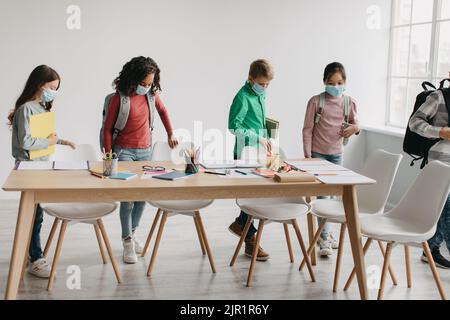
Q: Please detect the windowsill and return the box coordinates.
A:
[360,124,405,138]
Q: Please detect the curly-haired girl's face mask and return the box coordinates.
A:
[136,84,151,95]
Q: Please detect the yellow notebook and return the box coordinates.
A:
[29,112,55,160]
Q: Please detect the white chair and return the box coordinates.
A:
[345,161,450,300]
[142,141,216,276]
[232,197,316,287]
[299,149,403,292]
[41,144,121,290]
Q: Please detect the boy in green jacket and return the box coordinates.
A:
[228,59,273,261]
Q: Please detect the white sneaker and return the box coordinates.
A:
[132,233,144,255]
[28,258,51,278]
[327,233,339,249]
[123,239,138,264]
[318,238,333,257]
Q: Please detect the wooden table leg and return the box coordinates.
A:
[5,191,36,300]
[342,185,368,300]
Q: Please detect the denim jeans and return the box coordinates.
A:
[113,146,153,239]
[428,195,450,252]
[236,211,258,241]
[29,205,44,262]
[311,151,343,240]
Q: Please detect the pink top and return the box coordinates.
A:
[302,93,358,158]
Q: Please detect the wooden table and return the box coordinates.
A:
[2,161,373,300]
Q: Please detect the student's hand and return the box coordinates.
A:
[168,135,179,149]
[341,125,359,138]
[64,140,77,150]
[47,133,58,145]
[259,137,272,154]
[439,127,450,140]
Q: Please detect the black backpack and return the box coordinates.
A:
[403,79,450,169]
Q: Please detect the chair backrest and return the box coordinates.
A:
[151,141,194,162]
[51,144,100,161]
[357,149,403,213]
[387,161,450,233]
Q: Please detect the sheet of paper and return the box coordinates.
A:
[315,172,375,185]
[29,112,55,160]
[285,160,331,168]
[300,164,349,172]
[53,161,89,170]
[219,169,264,179]
[200,160,262,169]
[17,161,54,170]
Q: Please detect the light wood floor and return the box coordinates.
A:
[0,199,448,300]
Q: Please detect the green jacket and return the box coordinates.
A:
[228,81,268,159]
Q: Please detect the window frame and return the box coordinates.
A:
[386,0,450,128]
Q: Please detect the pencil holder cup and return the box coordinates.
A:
[103,158,118,177]
[185,161,199,174]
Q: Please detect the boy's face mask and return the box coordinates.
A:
[252,82,266,95]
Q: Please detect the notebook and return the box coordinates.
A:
[152,171,194,181]
[265,117,279,139]
[200,160,263,169]
[109,172,137,180]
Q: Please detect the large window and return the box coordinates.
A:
[387,0,450,127]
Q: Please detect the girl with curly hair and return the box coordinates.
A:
[103,56,178,264]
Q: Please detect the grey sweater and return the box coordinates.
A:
[409,90,450,164]
[11,101,61,161]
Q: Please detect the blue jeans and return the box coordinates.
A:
[29,205,44,262]
[114,146,153,239]
[428,195,450,252]
[311,151,343,240]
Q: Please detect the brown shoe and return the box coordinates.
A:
[245,236,270,261]
[228,220,244,238]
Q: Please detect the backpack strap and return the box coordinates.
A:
[314,93,326,124]
[112,93,131,144]
[439,78,450,89]
[315,93,350,124]
[146,92,156,132]
[343,95,350,123]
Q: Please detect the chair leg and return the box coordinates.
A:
[193,214,206,256]
[422,242,447,300]
[94,224,108,264]
[377,240,398,286]
[97,219,122,284]
[47,220,68,291]
[404,245,412,288]
[230,216,254,267]
[247,219,265,287]
[299,219,327,270]
[43,218,60,258]
[306,208,317,265]
[292,219,316,282]
[141,209,162,257]
[283,223,294,263]
[195,212,216,273]
[333,223,347,292]
[343,237,373,291]
[147,211,168,276]
[377,241,393,300]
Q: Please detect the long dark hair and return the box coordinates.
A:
[113,56,161,96]
[323,62,347,83]
[8,65,60,125]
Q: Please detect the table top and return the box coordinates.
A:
[2,161,376,192]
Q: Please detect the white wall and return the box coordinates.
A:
[0,0,392,199]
